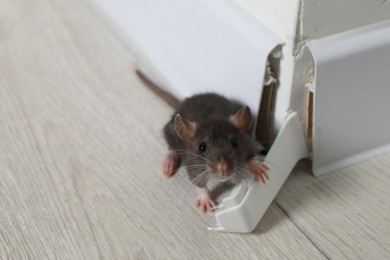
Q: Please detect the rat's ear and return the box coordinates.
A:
[230,106,252,134]
[174,114,197,141]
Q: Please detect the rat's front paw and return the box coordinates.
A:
[196,187,215,213]
[247,160,270,183]
[162,150,179,177]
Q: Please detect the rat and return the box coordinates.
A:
[162,93,269,213]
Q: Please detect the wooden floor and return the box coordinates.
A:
[1,0,389,259]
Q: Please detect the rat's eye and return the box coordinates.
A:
[231,138,239,148]
[198,142,207,153]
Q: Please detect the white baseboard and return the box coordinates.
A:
[309,20,390,175]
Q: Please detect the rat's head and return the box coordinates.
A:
[174,106,252,183]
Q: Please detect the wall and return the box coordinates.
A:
[94,0,390,142]
[301,0,390,40]
[232,0,300,41]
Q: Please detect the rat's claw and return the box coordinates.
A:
[247,160,270,183]
[196,199,215,213]
[162,150,179,177]
[196,188,215,213]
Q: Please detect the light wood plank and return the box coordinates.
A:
[277,156,390,259]
[0,0,325,259]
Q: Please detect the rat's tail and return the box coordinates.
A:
[136,69,180,110]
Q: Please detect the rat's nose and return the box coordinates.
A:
[215,161,228,174]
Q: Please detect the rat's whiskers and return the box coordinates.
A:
[174,149,211,163]
[178,169,209,204]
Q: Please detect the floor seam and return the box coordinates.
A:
[275,201,330,260]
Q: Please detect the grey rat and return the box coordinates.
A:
[162,93,269,213]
